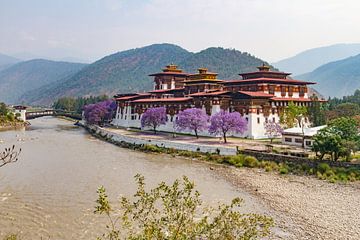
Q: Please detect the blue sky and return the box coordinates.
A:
[1,0,360,62]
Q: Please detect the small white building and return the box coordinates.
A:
[282,125,326,148]
[13,105,27,122]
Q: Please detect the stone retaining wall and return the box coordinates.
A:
[81,123,360,169]
[240,149,360,169]
[84,123,237,155]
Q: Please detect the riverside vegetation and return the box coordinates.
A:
[0,102,24,130]
[94,129,360,184]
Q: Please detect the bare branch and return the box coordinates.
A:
[0,145,21,168]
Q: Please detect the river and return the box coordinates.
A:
[0,117,272,239]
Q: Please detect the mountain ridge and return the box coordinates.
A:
[297,53,360,98]
[0,59,87,103]
[19,43,275,105]
[273,43,360,75]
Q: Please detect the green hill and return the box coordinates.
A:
[18,44,275,105]
[0,59,86,103]
[180,47,274,79]
[298,54,360,98]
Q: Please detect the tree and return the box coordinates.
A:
[264,121,283,143]
[175,108,209,138]
[141,107,167,134]
[312,117,360,161]
[281,102,308,147]
[312,127,344,161]
[95,174,273,240]
[308,95,326,126]
[84,100,116,125]
[329,117,359,140]
[208,110,247,143]
[0,145,21,168]
[281,102,308,128]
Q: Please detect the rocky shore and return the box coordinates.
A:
[216,166,360,239]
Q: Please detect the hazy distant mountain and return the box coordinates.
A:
[0,53,20,71]
[273,43,360,75]
[298,54,360,98]
[19,44,275,105]
[0,59,86,103]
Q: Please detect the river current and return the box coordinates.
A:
[0,117,268,239]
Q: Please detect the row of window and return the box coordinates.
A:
[284,137,312,146]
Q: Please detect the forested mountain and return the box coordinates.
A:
[0,59,86,103]
[179,47,274,79]
[0,53,20,71]
[273,43,360,75]
[19,44,274,105]
[298,54,360,98]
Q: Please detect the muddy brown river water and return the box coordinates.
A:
[0,117,277,239]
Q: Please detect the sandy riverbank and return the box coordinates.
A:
[85,123,360,239]
[214,166,360,239]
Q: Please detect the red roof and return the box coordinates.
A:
[270,97,312,102]
[148,88,184,93]
[131,97,193,103]
[189,91,230,97]
[239,71,291,77]
[224,78,315,85]
[115,93,151,101]
[149,72,190,77]
[238,91,274,98]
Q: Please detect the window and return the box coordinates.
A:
[257,117,260,124]
[265,118,268,123]
[246,117,248,122]
[295,138,303,143]
[306,141,312,146]
[285,137,292,142]
[269,85,275,94]
[273,117,276,122]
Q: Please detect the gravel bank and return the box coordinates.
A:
[216,166,360,239]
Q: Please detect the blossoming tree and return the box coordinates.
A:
[264,121,283,143]
[141,107,167,134]
[175,108,209,138]
[84,100,117,125]
[209,110,247,143]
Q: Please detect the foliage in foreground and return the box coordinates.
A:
[2,234,18,240]
[95,175,273,240]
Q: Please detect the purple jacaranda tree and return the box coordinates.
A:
[141,107,167,134]
[175,108,209,138]
[209,110,247,143]
[84,100,117,125]
[264,121,283,143]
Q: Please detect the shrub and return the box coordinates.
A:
[243,156,259,168]
[279,167,289,174]
[140,144,163,153]
[227,155,245,167]
[317,163,331,174]
[3,235,18,240]
[95,175,273,239]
